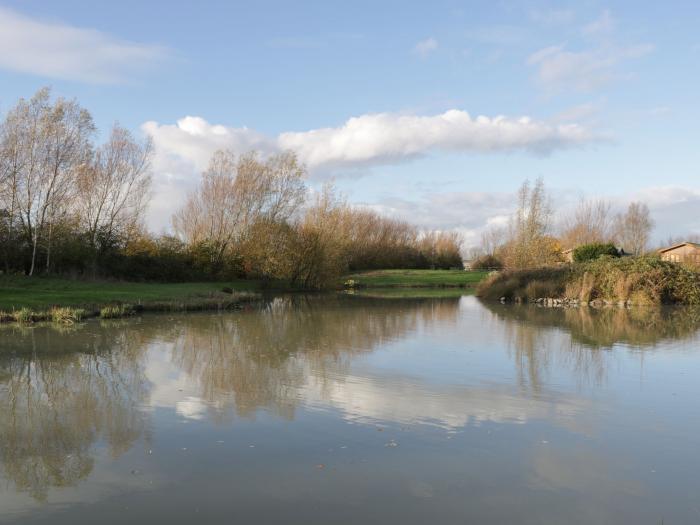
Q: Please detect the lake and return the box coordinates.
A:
[1,294,699,524]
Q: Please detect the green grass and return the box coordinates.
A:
[0,275,263,311]
[346,287,472,299]
[341,269,488,289]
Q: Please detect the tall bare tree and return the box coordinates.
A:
[560,197,613,248]
[503,178,558,268]
[0,99,28,271]
[613,202,653,255]
[7,88,95,275]
[76,124,153,255]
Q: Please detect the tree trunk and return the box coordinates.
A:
[45,222,53,273]
[29,233,38,276]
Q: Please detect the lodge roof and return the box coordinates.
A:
[658,242,700,254]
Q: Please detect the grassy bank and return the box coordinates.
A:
[0,275,266,323]
[477,256,700,306]
[341,269,488,289]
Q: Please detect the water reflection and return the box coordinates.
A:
[0,323,149,501]
[0,295,460,500]
[0,294,699,521]
[480,302,700,391]
[483,302,700,347]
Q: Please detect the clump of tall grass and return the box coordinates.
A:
[100,304,136,319]
[50,307,87,324]
[12,307,37,324]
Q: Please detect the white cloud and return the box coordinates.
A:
[0,7,168,83]
[413,37,438,57]
[144,110,595,173]
[527,43,654,92]
[278,110,595,168]
[141,110,596,230]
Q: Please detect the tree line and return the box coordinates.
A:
[473,178,655,270]
[0,88,462,287]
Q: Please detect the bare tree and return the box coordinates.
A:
[560,197,613,248]
[0,100,28,271]
[503,178,558,268]
[76,124,153,255]
[613,202,653,255]
[8,88,95,275]
[480,225,506,256]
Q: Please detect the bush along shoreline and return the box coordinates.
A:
[0,292,260,325]
[476,256,700,307]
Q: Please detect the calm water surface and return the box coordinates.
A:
[1,294,699,524]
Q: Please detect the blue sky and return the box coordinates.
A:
[1,1,698,244]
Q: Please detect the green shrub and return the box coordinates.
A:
[573,243,620,263]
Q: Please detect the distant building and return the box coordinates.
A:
[658,242,700,266]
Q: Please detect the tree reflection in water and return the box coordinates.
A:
[3,295,698,503]
[481,301,700,391]
[168,295,461,422]
[0,295,460,500]
[0,322,150,501]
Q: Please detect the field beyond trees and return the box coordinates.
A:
[342,269,488,289]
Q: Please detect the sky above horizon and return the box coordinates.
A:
[1,1,698,246]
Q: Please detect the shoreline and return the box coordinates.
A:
[0,292,262,325]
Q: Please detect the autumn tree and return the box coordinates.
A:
[172,150,306,276]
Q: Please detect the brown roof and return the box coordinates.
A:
[658,242,700,253]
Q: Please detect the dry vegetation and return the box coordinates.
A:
[477,255,700,305]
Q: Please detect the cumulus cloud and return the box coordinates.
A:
[527,43,653,92]
[141,109,596,230]
[413,37,438,57]
[144,110,595,173]
[0,7,168,83]
[279,111,594,169]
